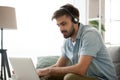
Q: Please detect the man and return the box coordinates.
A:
[37,4,117,80]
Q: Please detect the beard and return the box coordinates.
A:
[61,24,75,38]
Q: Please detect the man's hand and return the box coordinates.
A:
[37,68,50,77]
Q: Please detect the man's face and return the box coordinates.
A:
[56,15,75,38]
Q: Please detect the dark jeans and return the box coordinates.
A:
[40,73,97,80]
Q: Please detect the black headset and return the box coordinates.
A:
[60,7,79,24]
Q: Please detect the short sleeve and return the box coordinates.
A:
[80,31,102,57]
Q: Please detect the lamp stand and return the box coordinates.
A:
[0,28,11,80]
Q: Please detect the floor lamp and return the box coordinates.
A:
[0,6,17,80]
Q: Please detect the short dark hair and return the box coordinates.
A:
[52,4,79,20]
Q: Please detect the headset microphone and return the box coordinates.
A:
[60,7,78,24]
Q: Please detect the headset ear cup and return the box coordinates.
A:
[74,18,78,23]
[72,17,78,24]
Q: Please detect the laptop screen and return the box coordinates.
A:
[9,57,40,80]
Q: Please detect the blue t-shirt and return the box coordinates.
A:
[62,23,117,80]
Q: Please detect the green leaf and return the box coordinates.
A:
[89,20,105,32]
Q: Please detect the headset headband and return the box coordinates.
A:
[60,7,78,24]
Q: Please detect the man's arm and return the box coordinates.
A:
[55,56,69,67]
[49,55,93,76]
[37,56,69,77]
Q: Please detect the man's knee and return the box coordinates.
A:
[64,73,76,80]
[64,73,97,80]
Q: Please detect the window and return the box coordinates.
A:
[105,0,120,45]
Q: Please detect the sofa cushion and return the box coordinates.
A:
[36,56,72,69]
[107,46,120,80]
[36,56,59,69]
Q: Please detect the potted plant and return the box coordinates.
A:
[89,20,105,39]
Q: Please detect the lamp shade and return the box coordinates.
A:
[0,6,17,29]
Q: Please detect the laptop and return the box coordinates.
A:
[9,57,40,80]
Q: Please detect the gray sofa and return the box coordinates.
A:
[107,46,120,80]
[36,46,120,80]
